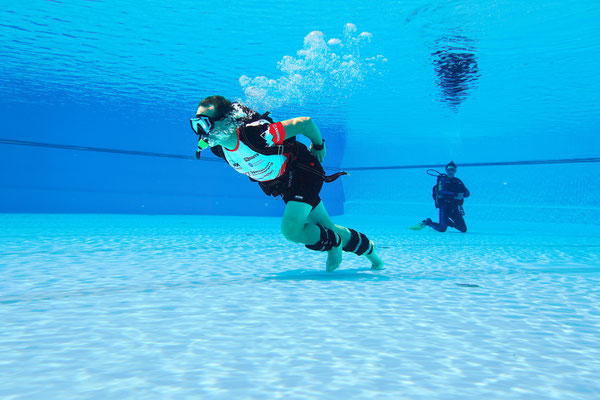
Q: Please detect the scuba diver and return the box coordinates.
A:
[411,161,470,233]
[190,95,384,272]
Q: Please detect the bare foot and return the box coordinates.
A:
[366,249,384,270]
[326,244,343,272]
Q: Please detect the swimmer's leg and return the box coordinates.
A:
[281,201,342,272]
[308,201,384,270]
[448,207,467,233]
[426,207,448,232]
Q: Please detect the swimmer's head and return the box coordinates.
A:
[191,96,249,149]
[445,161,457,177]
[197,95,234,121]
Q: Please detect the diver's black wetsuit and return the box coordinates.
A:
[429,175,470,233]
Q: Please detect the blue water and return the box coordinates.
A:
[1,0,599,215]
[1,0,600,398]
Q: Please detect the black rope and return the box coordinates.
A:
[341,158,600,171]
[0,139,220,162]
[1,138,598,170]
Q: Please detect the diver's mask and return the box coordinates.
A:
[190,114,219,158]
[191,114,214,139]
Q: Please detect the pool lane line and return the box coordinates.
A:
[1,139,598,170]
[340,157,600,171]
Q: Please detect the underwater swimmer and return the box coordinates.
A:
[190,95,384,272]
[415,161,470,233]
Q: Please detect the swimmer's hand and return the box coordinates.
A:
[310,141,326,163]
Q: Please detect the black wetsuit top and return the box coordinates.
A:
[434,176,470,208]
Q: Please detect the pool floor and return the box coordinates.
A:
[1,214,599,399]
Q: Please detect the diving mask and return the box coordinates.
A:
[190,114,215,137]
[190,114,217,158]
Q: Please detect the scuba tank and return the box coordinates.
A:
[427,169,446,208]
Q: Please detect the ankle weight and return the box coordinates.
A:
[305,224,341,252]
[342,229,374,256]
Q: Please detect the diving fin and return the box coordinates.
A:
[408,220,428,230]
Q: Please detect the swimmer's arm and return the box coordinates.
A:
[280,117,323,146]
[279,117,326,162]
[463,185,470,198]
